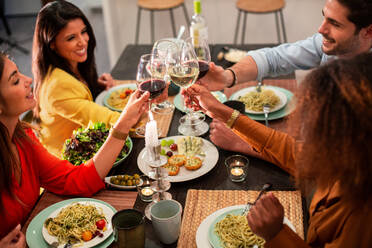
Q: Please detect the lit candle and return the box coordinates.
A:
[230,167,244,176]
[141,187,154,196]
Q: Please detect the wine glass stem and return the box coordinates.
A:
[148,102,154,121]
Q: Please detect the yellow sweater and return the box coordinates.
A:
[39,68,120,157]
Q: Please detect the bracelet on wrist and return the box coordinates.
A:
[226,68,237,88]
[110,127,128,140]
[226,109,240,128]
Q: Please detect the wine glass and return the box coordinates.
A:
[135,53,166,136]
[150,39,179,114]
[168,40,209,136]
[185,36,211,80]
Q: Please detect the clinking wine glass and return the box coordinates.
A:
[135,53,167,136]
[150,39,179,114]
[169,40,209,136]
[185,36,211,80]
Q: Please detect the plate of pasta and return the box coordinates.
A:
[230,86,287,114]
[196,205,295,248]
[26,198,116,248]
[42,201,114,248]
[102,84,137,112]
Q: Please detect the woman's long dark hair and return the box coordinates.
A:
[0,53,31,213]
[32,0,104,118]
[293,53,372,209]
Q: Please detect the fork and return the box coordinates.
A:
[263,104,270,127]
[242,183,272,216]
[256,81,262,92]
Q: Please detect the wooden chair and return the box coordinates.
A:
[234,0,287,44]
[135,0,190,44]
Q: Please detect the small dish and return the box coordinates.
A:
[104,177,143,190]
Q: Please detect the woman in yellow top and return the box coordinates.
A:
[33,1,121,156]
[183,53,372,247]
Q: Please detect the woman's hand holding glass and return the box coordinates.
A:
[115,89,150,131]
[182,84,226,120]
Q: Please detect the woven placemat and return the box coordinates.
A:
[114,80,174,138]
[177,189,304,248]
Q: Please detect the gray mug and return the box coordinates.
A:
[112,209,145,248]
[150,200,182,244]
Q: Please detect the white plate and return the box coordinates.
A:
[95,84,137,109]
[42,200,115,248]
[224,49,247,63]
[230,86,287,114]
[137,136,219,182]
[196,205,296,248]
[104,176,143,190]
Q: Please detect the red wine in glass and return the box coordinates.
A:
[139,79,166,99]
[197,60,209,80]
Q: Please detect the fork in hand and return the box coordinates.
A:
[242,183,272,216]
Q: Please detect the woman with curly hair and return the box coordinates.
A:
[183,52,372,247]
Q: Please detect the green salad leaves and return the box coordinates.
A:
[62,122,131,165]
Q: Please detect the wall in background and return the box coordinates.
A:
[4,0,41,16]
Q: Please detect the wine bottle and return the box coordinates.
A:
[190,0,208,45]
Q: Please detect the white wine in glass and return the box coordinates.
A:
[169,40,209,136]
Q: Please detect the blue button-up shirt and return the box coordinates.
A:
[248,33,337,81]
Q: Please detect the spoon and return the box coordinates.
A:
[176,25,185,40]
[242,183,272,215]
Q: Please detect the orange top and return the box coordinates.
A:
[232,115,372,247]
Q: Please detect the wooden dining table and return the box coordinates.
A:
[22,44,307,248]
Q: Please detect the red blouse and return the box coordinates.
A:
[1,129,105,238]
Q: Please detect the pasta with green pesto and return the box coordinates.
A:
[238,89,280,112]
[214,214,265,248]
[44,203,106,245]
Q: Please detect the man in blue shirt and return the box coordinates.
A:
[199,0,372,156]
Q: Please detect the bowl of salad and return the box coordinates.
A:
[62,122,132,167]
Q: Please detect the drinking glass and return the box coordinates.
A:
[135,53,167,136]
[185,36,211,80]
[150,39,179,114]
[169,39,209,136]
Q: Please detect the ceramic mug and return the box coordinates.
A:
[111,209,145,248]
[150,199,182,244]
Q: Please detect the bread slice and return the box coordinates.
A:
[184,156,202,170]
[168,154,186,167]
[163,163,180,176]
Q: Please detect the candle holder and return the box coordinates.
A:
[225,155,249,182]
[137,175,154,202]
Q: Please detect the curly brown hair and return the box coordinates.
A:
[293,53,372,208]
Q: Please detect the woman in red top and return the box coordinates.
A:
[0,53,150,247]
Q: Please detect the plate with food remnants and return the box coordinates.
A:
[105,174,143,190]
[137,136,218,182]
[40,199,115,248]
[230,86,287,114]
[224,49,247,63]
